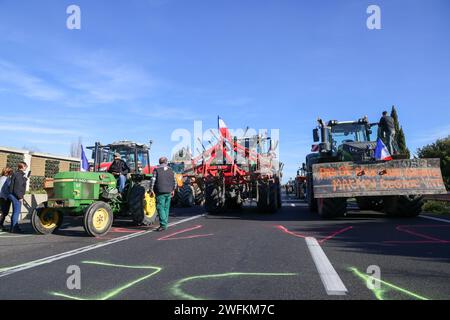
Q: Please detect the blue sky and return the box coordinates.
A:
[0,0,449,181]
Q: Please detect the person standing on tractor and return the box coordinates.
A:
[108,152,130,193]
[379,111,396,155]
[150,157,176,232]
[8,162,28,233]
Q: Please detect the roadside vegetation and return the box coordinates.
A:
[423,200,450,215]
[417,135,450,190]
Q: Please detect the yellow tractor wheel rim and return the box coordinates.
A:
[92,208,109,230]
[39,208,60,229]
[144,193,157,218]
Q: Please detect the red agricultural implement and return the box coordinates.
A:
[184,118,282,214]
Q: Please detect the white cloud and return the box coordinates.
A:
[65,54,158,104]
[130,105,201,121]
[0,124,80,136]
[409,124,450,145]
[0,53,159,106]
[0,60,65,101]
[215,97,253,107]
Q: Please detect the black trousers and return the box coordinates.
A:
[0,198,11,225]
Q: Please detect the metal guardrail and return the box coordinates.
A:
[424,193,450,202]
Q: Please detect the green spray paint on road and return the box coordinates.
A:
[170,272,298,300]
[50,261,162,300]
[349,267,429,300]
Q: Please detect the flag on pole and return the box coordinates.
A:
[80,145,90,172]
[374,138,393,161]
[218,116,230,139]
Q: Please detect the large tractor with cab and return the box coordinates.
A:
[31,141,157,237]
[306,117,446,218]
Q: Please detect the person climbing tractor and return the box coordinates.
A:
[150,157,176,232]
[108,152,130,193]
[379,111,396,155]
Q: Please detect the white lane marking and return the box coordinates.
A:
[0,214,205,279]
[420,215,450,224]
[305,237,348,296]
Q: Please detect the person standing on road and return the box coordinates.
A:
[108,152,130,193]
[8,162,28,234]
[379,111,396,155]
[0,167,13,231]
[150,157,176,232]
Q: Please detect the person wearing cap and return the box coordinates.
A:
[150,157,177,231]
[108,153,130,193]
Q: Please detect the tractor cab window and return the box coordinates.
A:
[108,148,149,173]
[331,123,369,149]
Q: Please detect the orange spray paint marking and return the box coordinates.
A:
[157,225,213,241]
[275,225,353,244]
[384,225,450,244]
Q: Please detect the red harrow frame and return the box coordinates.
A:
[184,120,282,214]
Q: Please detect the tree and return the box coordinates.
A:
[70,137,83,158]
[391,106,410,158]
[417,136,450,190]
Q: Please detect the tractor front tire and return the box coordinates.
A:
[31,203,63,235]
[83,202,114,237]
[317,198,347,219]
[384,195,423,217]
[129,184,157,226]
[205,183,225,214]
[307,176,317,212]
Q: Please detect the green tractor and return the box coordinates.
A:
[305,118,446,218]
[31,141,157,237]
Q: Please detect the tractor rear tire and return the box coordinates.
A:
[317,198,347,219]
[277,183,282,209]
[83,201,114,237]
[129,184,157,226]
[31,202,63,235]
[178,183,195,207]
[356,197,384,211]
[205,182,225,214]
[226,192,243,211]
[384,195,423,217]
[193,184,204,206]
[257,182,278,213]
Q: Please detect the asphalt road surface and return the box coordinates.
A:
[1,192,450,300]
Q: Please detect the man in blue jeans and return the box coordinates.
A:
[8,162,28,234]
[108,153,130,193]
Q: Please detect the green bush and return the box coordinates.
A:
[417,136,450,190]
[423,200,450,214]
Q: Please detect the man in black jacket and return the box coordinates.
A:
[379,111,396,154]
[108,153,130,193]
[150,157,176,231]
[8,162,28,233]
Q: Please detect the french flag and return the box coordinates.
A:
[218,116,230,139]
[80,145,90,172]
[374,138,393,161]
